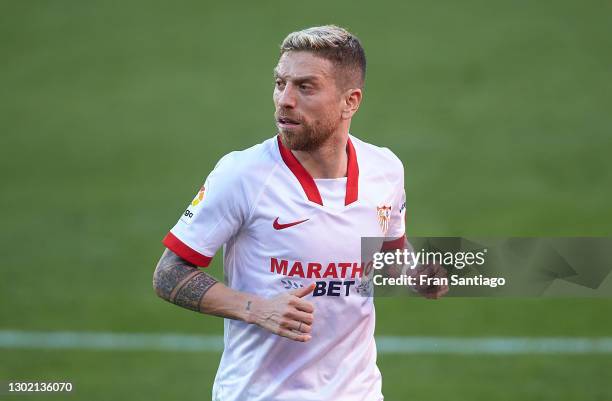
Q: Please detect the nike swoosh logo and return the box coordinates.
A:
[273,217,309,230]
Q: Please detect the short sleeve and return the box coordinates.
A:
[162,153,248,267]
[381,161,406,251]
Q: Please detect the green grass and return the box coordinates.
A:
[2,350,611,401]
[1,0,611,399]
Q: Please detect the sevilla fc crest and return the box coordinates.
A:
[377,205,392,235]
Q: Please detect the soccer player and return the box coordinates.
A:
[153,25,447,401]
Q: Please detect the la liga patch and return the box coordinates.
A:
[180,185,205,224]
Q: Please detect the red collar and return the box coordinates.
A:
[277,135,359,206]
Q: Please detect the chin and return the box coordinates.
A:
[279,131,304,150]
[279,130,300,143]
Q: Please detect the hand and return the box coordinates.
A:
[409,263,449,299]
[247,283,315,342]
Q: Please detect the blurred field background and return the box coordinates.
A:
[1,0,611,400]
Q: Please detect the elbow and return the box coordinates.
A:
[152,267,160,297]
[152,248,194,301]
[152,264,168,300]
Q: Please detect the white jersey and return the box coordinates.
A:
[163,134,406,401]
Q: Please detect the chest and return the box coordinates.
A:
[244,174,395,263]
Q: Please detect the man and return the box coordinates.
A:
[154,25,446,401]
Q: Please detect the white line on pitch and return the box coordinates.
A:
[1,330,612,354]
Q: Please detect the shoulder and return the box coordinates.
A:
[206,136,280,203]
[211,136,279,179]
[350,134,404,182]
[196,136,279,216]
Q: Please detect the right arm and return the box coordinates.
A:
[153,248,315,342]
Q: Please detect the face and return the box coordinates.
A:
[273,51,344,151]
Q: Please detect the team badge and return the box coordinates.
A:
[377,205,392,235]
[191,185,206,206]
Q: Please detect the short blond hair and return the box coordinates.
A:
[280,25,366,89]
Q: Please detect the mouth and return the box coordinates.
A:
[276,116,301,129]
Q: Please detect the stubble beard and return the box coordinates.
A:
[278,115,340,152]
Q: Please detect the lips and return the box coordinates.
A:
[277,116,300,125]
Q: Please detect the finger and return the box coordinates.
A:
[433,266,447,279]
[290,283,315,298]
[292,298,315,313]
[277,328,311,342]
[429,264,445,276]
[415,264,435,280]
[282,319,312,334]
[437,285,449,297]
[286,309,314,325]
[414,263,429,275]
[421,262,439,271]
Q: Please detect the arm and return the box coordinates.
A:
[385,238,449,299]
[152,248,315,341]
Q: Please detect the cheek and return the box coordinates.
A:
[305,95,334,114]
[319,99,342,120]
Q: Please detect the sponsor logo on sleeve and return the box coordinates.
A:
[191,185,206,206]
[180,185,205,224]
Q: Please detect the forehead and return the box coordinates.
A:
[274,51,335,81]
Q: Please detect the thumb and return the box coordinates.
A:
[290,283,315,298]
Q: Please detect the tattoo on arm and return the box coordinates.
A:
[153,249,218,312]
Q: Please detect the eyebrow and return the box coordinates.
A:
[273,69,321,83]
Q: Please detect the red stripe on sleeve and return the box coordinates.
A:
[381,235,406,251]
[162,232,213,267]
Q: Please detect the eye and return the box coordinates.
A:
[275,79,285,88]
[299,84,312,91]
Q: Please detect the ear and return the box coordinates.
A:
[341,88,363,120]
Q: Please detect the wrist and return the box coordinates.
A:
[243,296,265,325]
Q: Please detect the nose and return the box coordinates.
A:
[276,83,297,109]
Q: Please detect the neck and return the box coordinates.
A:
[291,132,349,179]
